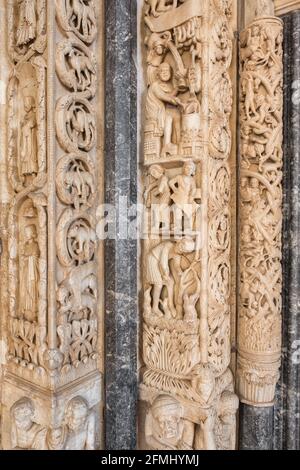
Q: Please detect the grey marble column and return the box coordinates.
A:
[239,405,274,451]
[274,10,300,451]
[104,0,138,450]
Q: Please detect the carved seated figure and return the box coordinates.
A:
[11,398,47,450]
[145,395,194,450]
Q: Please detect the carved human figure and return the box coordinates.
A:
[11,398,47,450]
[16,0,37,47]
[64,397,95,450]
[145,395,194,450]
[20,96,38,181]
[169,161,198,231]
[46,427,67,451]
[191,364,217,450]
[145,62,182,158]
[145,238,195,318]
[241,25,266,66]
[19,224,40,322]
[145,165,171,231]
[145,32,169,85]
[215,391,239,450]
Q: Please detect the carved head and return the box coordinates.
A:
[250,178,259,189]
[150,164,164,180]
[24,224,37,241]
[191,364,216,403]
[152,395,183,440]
[183,160,196,177]
[146,33,168,64]
[65,397,89,432]
[11,398,35,431]
[175,238,195,255]
[158,63,172,82]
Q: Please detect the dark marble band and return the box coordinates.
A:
[104,0,138,450]
[274,10,300,451]
[239,405,274,450]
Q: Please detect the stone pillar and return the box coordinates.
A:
[139,0,239,451]
[104,0,138,450]
[238,0,283,450]
[0,0,11,425]
[274,10,300,451]
[0,0,103,450]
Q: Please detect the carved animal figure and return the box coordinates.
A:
[72,0,96,38]
[58,263,97,314]
[68,225,96,261]
[68,50,95,89]
[64,168,95,208]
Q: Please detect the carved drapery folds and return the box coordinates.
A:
[1,0,102,450]
[140,0,238,451]
[237,13,283,406]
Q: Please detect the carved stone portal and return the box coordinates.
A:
[140,0,238,451]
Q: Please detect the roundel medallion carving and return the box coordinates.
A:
[56,39,97,96]
[56,0,97,44]
[57,209,97,267]
[56,153,96,211]
[56,95,96,153]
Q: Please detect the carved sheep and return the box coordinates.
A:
[68,50,95,89]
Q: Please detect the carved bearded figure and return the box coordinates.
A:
[146,62,181,158]
[11,398,47,450]
[19,224,40,322]
[16,0,37,47]
[145,395,194,450]
[64,397,95,450]
[20,96,38,178]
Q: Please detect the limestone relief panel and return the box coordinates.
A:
[237,14,283,406]
[10,396,96,450]
[140,0,238,451]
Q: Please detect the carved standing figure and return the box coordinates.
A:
[145,395,194,450]
[169,160,198,231]
[146,62,182,158]
[145,238,195,318]
[20,96,38,180]
[144,165,171,230]
[19,224,40,322]
[16,0,37,47]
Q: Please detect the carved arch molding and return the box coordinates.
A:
[0,0,283,450]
